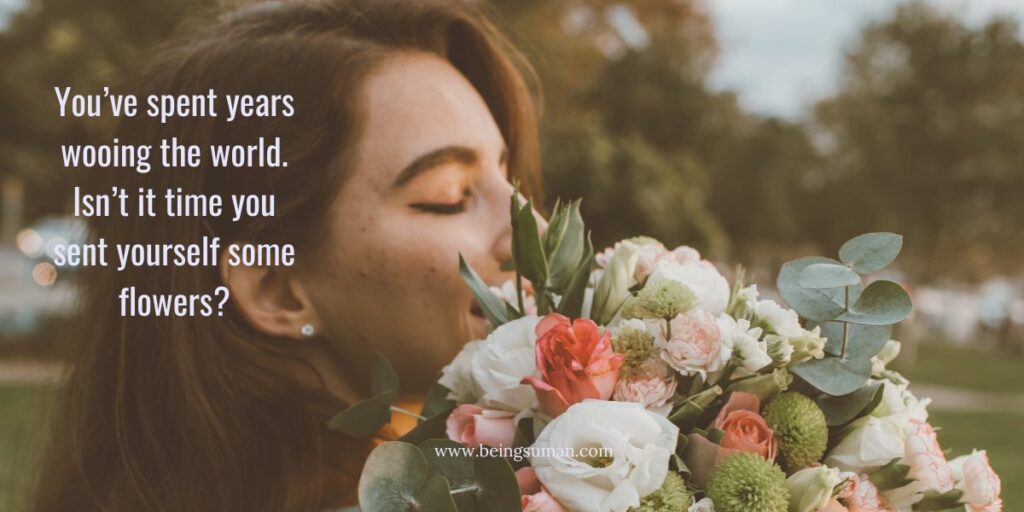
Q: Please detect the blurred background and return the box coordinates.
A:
[0,0,1022,510]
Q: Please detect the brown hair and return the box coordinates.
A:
[31,1,540,510]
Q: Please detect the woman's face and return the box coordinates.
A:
[302,52,529,387]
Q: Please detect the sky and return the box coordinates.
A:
[705,0,1024,119]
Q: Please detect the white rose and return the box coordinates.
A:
[753,299,804,338]
[648,257,730,316]
[438,339,482,403]
[824,415,906,474]
[716,314,771,373]
[470,315,541,413]
[688,497,716,512]
[950,450,1002,512]
[531,400,679,512]
[787,465,843,512]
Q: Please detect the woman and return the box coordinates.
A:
[32,0,543,510]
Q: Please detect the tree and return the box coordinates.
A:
[813,2,1024,281]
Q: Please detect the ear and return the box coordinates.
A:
[220,248,318,340]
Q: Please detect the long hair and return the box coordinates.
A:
[31,1,540,510]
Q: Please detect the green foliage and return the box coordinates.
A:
[838,233,904,274]
[458,254,510,329]
[781,232,909,397]
[326,353,399,438]
[358,442,458,512]
[813,380,884,427]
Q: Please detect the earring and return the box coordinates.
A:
[300,324,315,338]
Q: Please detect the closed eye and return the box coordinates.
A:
[411,201,467,214]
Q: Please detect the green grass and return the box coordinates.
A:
[898,340,1024,393]
[0,385,51,512]
[930,410,1023,511]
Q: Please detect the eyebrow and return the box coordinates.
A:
[391,145,479,188]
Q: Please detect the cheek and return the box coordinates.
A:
[309,207,478,376]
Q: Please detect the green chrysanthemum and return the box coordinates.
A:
[763,392,828,472]
[611,326,656,368]
[705,452,789,512]
[626,280,698,320]
[630,472,692,512]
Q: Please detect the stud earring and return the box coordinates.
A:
[300,324,315,338]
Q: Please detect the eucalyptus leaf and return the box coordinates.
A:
[370,353,399,397]
[777,257,856,322]
[459,254,509,328]
[358,442,457,512]
[794,321,891,396]
[814,381,883,427]
[326,391,397,438]
[420,381,455,421]
[473,454,522,512]
[819,322,892,359]
[399,411,450,445]
[792,357,870,396]
[836,280,912,326]
[838,232,903,274]
[419,439,477,511]
[798,262,861,289]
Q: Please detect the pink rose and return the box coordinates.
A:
[660,310,723,379]
[712,391,777,460]
[445,404,516,448]
[522,313,624,417]
[612,360,677,415]
[952,450,1002,512]
[681,392,777,487]
[904,421,954,493]
[516,467,568,512]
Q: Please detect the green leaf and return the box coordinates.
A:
[326,391,397,438]
[814,380,883,427]
[915,489,965,511]
[358,442,457,512]
[778,257,858,322]
[590,241,639,324]
[792,357,870,397]
[459,254,509,328]
[419,439,477,511]
[868,459,913,491]
[399,411,451,445]
[556,233,594,318]
[510,198,547,285]
[545,200,585,292]
[819,322,892,359]
[473,454,522,512]
[371,353,399,397]
[836,280,912,326]
[793,323,891,395]
[797,262,861,289]
[420,381,455,421]
[416,440,521,512]
[838,232,903,274]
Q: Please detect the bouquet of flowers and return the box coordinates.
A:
[330,196,1002,512]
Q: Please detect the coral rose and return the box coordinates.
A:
[522,313,624,417]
